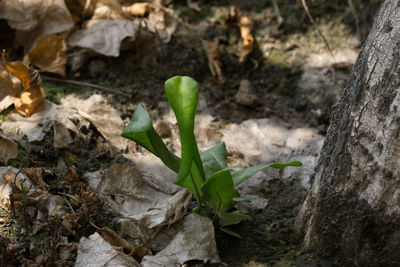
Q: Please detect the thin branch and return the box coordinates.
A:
[301,0,335,60]
[42,76,131,98]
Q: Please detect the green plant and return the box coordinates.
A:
[121,76,301,237]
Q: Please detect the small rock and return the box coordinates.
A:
[234,79,258,106]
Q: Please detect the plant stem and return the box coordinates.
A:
[189,172,202,205]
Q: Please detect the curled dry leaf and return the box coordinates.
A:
[62,94,128,151]
[141,213,221,266]
[146,9,178,43]
[0,132,18,165]
[202,38,226,84]
[186,0,201,12]
[122,2,151,17]
[1,100,56,142]
[3,52,46,117]
[0,68,20,112]
[239,16,254,62]
[100,226,152,260]
[0,0,74,50]
[22,168,50,191]
[225,6,254,62]
[75,232,141,267]
[13,86,46,117]
[24,34,67,77]
[67,20,140,57]
[89,0,125,23]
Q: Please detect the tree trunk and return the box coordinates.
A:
[296,0,400,265]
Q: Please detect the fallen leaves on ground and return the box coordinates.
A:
[24,34,67,77]
[0,67,20,112]
[0,132,18,165]
[0,166,104,266]
[0,0,74,50]
[3,52,46,117]
[225,6,254,62]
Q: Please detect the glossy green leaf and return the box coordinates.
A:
[232,161,302,187]
[269,161,302,168]
[121,104,180,173]
[200,142,228,179]
[165,76,205,189]
[201,169,238,212]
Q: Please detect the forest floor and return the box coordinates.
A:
[0,0,379,266]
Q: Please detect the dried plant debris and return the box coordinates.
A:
[62,94,128,152]
[0,67,21,112]
[225,6,254,62]
[141,213,221,266]
[75,232,141,267]
[0,0,74,50]
[2,51,46,117]
[67,19,140,57]
[24,34,67,77]
[122,2,151,17]
[202,37,227,84]
[0,132,18,165]
[0,165,104,266]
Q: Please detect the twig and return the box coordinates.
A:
[63,196,76,215]
[41,76,131,97]
[301,0,335,60]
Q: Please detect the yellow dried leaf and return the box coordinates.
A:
[239,16,254,62]
[25,34,67,77]
[122,2,150,17]
[4,60,31,90]
[14,86,46,117]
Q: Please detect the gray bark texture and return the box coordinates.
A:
[296,0,400,265]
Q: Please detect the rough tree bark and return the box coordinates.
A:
[296,0,400,265]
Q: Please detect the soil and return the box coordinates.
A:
[0,0,380,266]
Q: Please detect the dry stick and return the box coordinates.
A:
[301,0,335,60]
[348,0,361,40]
[42,76,131,98]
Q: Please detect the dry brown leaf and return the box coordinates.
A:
[122,2,150,16]
[89,0,125,24]
[65,166,79,181]
[22,168,50,191]
[225,6,254,62]
[67,20,140,57]
[3,52,46,117]
[100,226,152,260]
[24,34,67,77]
[3,59,31,90]
[0,132,18,165]
[0,0,74,50]
[14,86,46,117]
[146,9,178,43]
[0,67,21,112]
[202,38,226,84]
[239,16,254,62]
[65,0,97,22]
[186,0,201,12]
